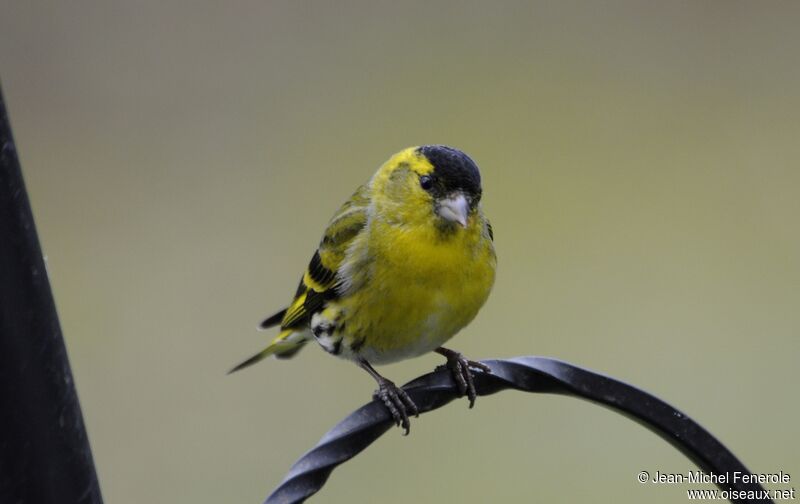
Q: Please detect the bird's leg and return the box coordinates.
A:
[358,359,418,435]
[435,347,491,408]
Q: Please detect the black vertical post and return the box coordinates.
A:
[0,85,103,503]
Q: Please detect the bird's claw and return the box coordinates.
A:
[438,352,491,408]
[374,379,418,435]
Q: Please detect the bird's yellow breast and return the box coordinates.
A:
[339,214,495,364]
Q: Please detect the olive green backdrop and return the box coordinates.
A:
[1,2,798,502]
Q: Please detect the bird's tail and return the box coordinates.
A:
[228,329,307,374]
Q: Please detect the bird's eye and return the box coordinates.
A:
[419,175,434,191]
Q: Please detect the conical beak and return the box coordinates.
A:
[438,193,469,228]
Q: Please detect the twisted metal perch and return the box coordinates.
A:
[265,357,770,504]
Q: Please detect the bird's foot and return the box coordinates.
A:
[436,348,491,408]
[373,378,418,435]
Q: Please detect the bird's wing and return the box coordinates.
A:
[279,185,370,330]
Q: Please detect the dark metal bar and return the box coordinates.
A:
[265,357,770,504]
[0,85,103,503]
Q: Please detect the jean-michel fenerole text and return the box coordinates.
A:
[651,471,791,485]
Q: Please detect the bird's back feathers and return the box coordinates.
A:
[230,186,370,372]
[278,185,369,330]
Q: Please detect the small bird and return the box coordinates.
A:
[230,145,496,434]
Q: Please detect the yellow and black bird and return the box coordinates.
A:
[230,145,496,433]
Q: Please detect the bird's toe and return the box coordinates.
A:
[375,380,418,435]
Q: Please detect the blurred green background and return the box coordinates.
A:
[1,1,798,502]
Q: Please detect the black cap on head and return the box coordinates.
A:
[417,145,482,200]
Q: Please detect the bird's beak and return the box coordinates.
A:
[438,193,469,228]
